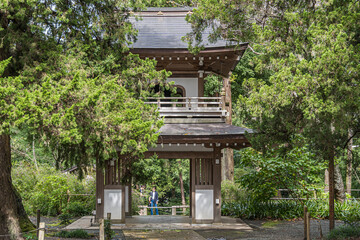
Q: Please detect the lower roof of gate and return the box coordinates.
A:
[158,123,253,136]
[156,123,253,146]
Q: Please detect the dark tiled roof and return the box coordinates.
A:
[129,8,231,49]
[158,123,253,136]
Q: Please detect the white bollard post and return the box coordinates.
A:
[99,219,105,240]
[38,222,45,240]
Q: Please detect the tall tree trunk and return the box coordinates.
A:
[334,164,346,202]
[0,134,24,239]
[178,161,186,213]
[32,135,38,170]
[328,150,335,230]
[222,149,234,182]
[324,169,329,192]
[221,77,234,182]
[346,130,352,196]
[326,165,346,202]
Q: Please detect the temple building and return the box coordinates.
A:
[95,7,252,224]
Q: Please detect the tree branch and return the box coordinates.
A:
[343,130,359,149]
[11,146,34,163]
[247,45,263,55]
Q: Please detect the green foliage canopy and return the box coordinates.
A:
[0,0,172,173]
[188,0,360,160]
[239,145,326,200]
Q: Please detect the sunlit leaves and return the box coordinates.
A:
[239,145,326,200]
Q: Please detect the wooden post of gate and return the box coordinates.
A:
[172,206,176,216]
[304,206,308,240]
[36,209,40,238]
[329,152,335,230]
[306,212,310,240]
[99,219,104,240]
[38,222,45,240]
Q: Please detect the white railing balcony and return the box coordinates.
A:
[144,97,228,123]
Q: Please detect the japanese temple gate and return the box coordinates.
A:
[95,7,252,224]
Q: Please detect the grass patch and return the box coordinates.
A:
[54,229,91,239]
[262,220,280,228]
[327,225,360,240]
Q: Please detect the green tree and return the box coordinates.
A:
[0,1,170,238]
[187,0,360,229]
[238,145,326,201]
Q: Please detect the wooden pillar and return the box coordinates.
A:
[125,181,132,216]
[213,148,222,223]
[96,159,104,221]
[191,158,196,222]
[198,70,204,97]
[329,151,335,230]
[189,158,193,218]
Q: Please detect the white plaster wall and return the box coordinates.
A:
[104,189,122,220]
[195,189,214,220]
[167,78,198,97]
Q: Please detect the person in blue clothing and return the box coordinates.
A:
[149,186,159,215]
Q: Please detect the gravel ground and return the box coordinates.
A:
[30,216,347,240]
[196,219,345,240]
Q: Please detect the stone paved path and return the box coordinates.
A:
[65,215,253,231]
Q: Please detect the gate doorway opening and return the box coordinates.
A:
[132,158,190,217]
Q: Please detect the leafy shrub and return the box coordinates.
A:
[222,199,304,219]
[222,196,360,221]
[12,162,95,216]
[327,225,360,240]
[336,200,360,227]
[63,201,93,217]
[104,220,115,239]
[221,180,248,203]
[131,190,142,215]
[238,146,326,201]
[54,229,90,238]
[204,74,223,97]
[58,212,72,225]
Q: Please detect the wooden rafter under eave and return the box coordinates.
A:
[128,44,248,78]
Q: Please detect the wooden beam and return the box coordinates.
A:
[129,45,247,55]
[158,135,248,144]
[144,151,214,159]
[191,158,196,223]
